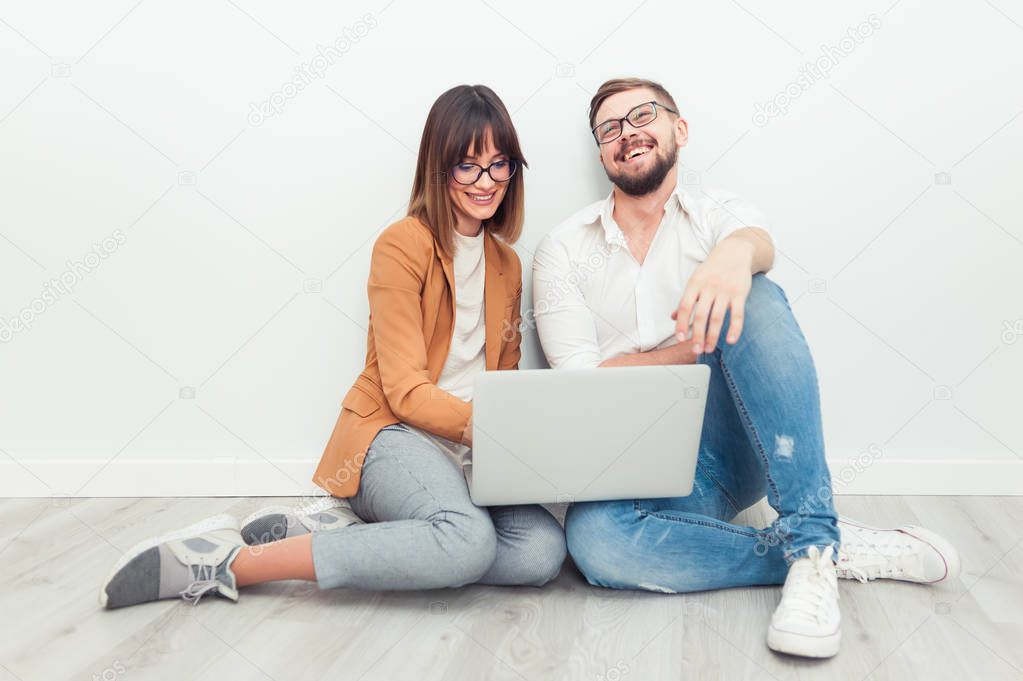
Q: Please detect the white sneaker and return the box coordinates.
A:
[767,545,842,658]
[836,519,961,584]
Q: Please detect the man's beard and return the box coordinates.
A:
[604,144,678,196]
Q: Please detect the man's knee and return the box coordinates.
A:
[747,273,787,307]
[565,501,636,587]
[739,274,788,325]
[720,274,797,353]
[566,502,723,593]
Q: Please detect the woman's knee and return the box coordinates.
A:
[518,516,568,586]
[436,508,499,586]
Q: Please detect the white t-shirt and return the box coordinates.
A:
[408,228,486,469]
[533,181,773,369]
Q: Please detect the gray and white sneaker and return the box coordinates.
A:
[836,518,961,584]
[99,514,244,609]
[240,497,362,546]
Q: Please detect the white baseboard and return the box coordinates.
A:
[1,458,1021,498]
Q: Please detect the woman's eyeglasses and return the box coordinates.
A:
[592,101,677,145]
[450,159,519,185]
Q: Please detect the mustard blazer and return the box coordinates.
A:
[313,216,523,497]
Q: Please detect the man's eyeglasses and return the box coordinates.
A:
[591,101,678,145]
[450,159,519,185]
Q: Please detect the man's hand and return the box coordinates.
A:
[460,414,473,447]
[672,236,756,354]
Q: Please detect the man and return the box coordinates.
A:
[532,77,959,659]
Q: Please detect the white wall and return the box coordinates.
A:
[2,1,1021,497]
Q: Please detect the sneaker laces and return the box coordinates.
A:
[179,559,221,606]
[779,545,838,625]
[836,533,915,583]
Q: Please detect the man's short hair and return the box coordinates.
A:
[588,77,679,129]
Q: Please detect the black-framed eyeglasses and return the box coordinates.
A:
[450,159,519,185]
[591,101,678,145]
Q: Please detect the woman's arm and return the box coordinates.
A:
[367,224,471,443]
[497,253,523,371]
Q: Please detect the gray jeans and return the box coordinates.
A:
[311,424,568,590]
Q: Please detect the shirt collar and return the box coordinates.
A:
[594,171,689,245]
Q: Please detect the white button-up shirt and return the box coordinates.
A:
[532,181,773,369]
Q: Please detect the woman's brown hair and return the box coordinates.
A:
[409,84,527,257]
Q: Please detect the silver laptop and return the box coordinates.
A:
[468,364,710,506]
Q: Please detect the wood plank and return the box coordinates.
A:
[1,496,1020,681]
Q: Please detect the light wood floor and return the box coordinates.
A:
[1,495,1021,681]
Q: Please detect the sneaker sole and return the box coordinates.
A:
[98,513,240,608]
[840,519,961,583]
[767,625,841,658]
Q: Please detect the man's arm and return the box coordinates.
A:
[573,222,772,367]
[532,236,604,370]
[599,341,699,367]
[533,235,698,369]
[672,224,775,354]
[722,225,774,274]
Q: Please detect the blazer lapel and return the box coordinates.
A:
[433,242,456,383]
[438,241,455,295]
[483,232,505,370]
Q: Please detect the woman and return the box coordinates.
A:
[99,85,567,608]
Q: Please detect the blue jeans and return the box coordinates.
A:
[565,273,839,593]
